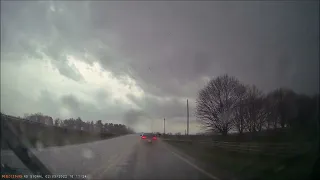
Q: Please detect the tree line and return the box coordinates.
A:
[196,74,319,140]
[13,112,135,135]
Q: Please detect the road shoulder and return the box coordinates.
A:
[161,140,236,180]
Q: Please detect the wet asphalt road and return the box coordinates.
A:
[1,134,217,180]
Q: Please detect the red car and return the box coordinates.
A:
[140,133,157,143]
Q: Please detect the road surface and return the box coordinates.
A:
[1,134,218,180]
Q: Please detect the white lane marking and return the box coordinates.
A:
[162,143,220,180]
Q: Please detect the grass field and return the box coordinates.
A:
[166,141,318,180]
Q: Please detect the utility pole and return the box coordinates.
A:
[187,99,189,135]
[163,118,166,135]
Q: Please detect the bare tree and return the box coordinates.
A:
[242,85,265,133]
[256,96,272,131]
[267,88,297,129]
[95,120,103,133]
[196,74,244,136]
[265,93,280,129]
[23,113,30,119]
[47,116,54,126]
[233,84,248,134]
[75,117,83,130]
[54,118,61,126]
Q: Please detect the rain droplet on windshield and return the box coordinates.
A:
[82,148,94,159]
[86,174,92,180]
[36,141,44,151]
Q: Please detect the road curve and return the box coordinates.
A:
[1,134,218,180]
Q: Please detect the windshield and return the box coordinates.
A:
[1,1,319,180]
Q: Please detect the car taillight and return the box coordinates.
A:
[141,136,146,139]
[152,136,157,140]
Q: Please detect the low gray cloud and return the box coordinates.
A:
[58,94,132,124]
[51,57,85,82]
[127,94,188,119]
[123,109,147,128]
[1,1,318,133]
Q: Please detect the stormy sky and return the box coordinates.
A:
[1,1,319,133]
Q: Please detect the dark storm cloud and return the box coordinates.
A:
[123,109,147,127]
[61,94,80,111]
[3,1,318,96]
[127,94,192,119]
[59,94,130,123]
[51,56,85,82]
[89,1,319,96]
[1,1,318,132]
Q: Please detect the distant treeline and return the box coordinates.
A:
[196,74,319,141]
[1,112,135,135]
